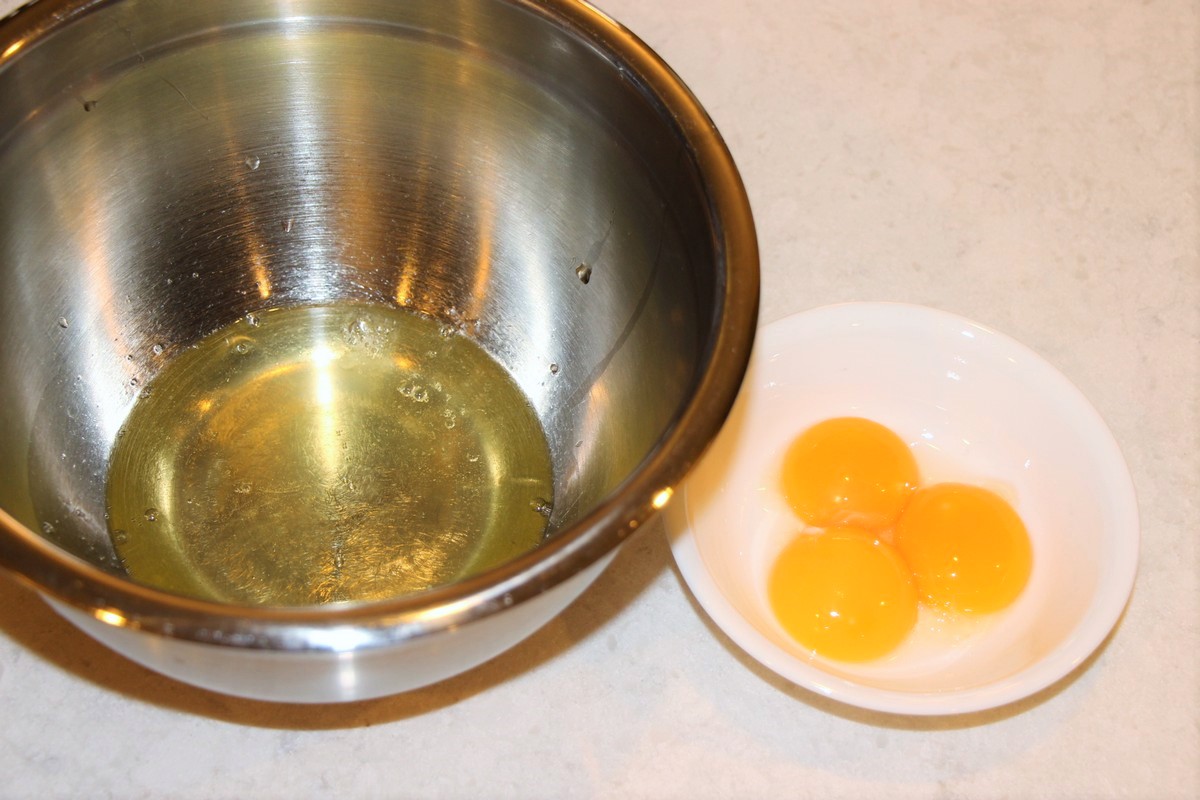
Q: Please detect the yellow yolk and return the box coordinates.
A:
[781,417,919,529]
[893,483,1032,614]
[768,527,918,662]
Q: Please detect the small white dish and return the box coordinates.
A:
[666,302,1139,715]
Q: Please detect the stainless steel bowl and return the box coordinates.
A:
[0,0,758,702]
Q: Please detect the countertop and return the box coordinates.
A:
[1,0,1197,797]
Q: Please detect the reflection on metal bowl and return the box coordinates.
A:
[0,0,757,702]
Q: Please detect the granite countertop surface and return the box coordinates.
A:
[1,0,1197,797]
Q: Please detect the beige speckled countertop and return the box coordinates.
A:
[1,0,1197,797]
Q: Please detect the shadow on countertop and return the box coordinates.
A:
[0,521,669,730]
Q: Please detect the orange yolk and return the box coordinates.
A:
[768,527,918,662]
[893,483,1032,614]
[781,417,919,529]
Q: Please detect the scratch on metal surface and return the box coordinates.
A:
[582,210,615,268]
[119,25,146,67]
[159,76,209,121]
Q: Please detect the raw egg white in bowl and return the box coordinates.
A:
[666,302,1139,715]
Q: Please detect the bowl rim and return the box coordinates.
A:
[0,0,760,649]
[667,302,1140,715]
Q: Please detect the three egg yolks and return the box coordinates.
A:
[769,417,1032,662]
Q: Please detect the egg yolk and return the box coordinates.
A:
[781,417,919,529]
[768,527,918,662]
[893,483,1032,614]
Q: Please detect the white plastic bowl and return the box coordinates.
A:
[666,302,1139,715]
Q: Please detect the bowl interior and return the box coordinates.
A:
[669,303,1138,714]
[0,0,725,582]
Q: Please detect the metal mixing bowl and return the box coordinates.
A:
[0,0,757,702]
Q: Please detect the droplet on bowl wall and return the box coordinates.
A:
[152,343,163,355]
[575,263,592,284]
[57,317,69,328]
[245,156,260,170]
[549,363,559,375]
[144,508,158,522]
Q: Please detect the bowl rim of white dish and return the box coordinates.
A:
[666,301,1140,716]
